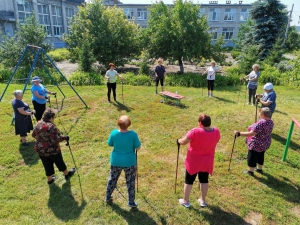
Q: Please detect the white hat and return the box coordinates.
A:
[32,76,42,82]
[263,82,273,90]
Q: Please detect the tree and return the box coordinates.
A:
[143,0,221,73]
[234,19,255,49]
[0,14,51,68]
[285,26,300,51]
[64,0,140,71]
[249,0,288,59]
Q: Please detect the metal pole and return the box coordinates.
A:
[282,121,294,161]
[283,4,294,46]
[175,139,180,193]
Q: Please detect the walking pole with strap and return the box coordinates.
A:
[255,99,259,123]
[228,135,237,171]
[136,149,138,193]
[175,139,180,193]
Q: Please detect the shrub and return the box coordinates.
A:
[259,64,281,85]
[275,60,293,72]
[0,64,12,83]
[122,72,152,86]
[48,48,70,62]
[231,51,241,59]
[138,60,150,75]
[68,71,103,86]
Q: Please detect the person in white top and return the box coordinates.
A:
[105,63,123,102]
[202,61,217,97]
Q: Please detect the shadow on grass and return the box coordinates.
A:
[48,181,86,221]
[112,101,133,112]
[18,142,39,165]
[213,96,236,104]
[108,202,158,225]
[274,109,288,115]
[255,173,300,204]
[272,133,300,151]
[161,100,189,109]
[191,205,251,225]
[141,196,167,225]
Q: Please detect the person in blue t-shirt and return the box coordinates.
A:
[256,82,277,117]
[105,115,141,208]
[242,64,260,105]
[155,58,166,94]
[31,76,56,121]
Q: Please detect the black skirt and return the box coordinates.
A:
[15,114,33,136]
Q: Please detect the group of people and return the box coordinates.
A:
[11,60,277,208]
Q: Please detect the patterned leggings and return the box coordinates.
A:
[106,165,136,203]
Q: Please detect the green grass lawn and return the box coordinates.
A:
[0,83,299,224]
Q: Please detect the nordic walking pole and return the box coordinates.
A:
[121,80,124,104]
[201,74,204,96]
[175,139,180,193]
[47,96,52,108]
[255,98,259,123]
[228,135,237,171]
[136,149,138,193]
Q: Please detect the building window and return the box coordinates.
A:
[65,7,75,33]
[210,28,218,40]
[209,8,220,21]
[222,28,234,40]
[240,8,249,21]
[224,8,236,21]
[199,8,206,17]
[51,5,63,36]
[17,0,33,23]
[124,8,134,20]
[37,4,51,36]
[137,8,147,20]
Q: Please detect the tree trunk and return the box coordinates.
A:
[178,57,184,74]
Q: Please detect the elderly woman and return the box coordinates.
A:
[203,61,217,97]
[12,90,36,146]
[105,115,141,207]
[32,108,76,184]
[31,76,56,121]
[155,58,166,94]
[243,64,260,105]
[178,114,220,208]
[234,107,274,176]
[105,63,123,102]
[256,82,277,117]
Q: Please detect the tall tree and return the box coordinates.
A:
[144,0,221,73]
[249,0,288,59]
[64,0,140,70]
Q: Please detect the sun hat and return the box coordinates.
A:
[263,82,273,90]
[32,76,42,82]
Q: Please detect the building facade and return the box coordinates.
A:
[0,0,84,48]
[105,1,252,46]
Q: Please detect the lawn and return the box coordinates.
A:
[0,83,299,224]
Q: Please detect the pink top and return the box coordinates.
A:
[185,127,220,175]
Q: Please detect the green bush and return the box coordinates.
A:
[0,64,12,83]
[231,51,241,59]
[48,48,70,62]
[138,61,150,75]
[122,72,152,86]
[69,71,103,86]
[259,64,281,85]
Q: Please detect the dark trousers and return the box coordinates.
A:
[207,80,215,91]
[185,170,209,184]
[106,165,136,203]
[247,150,265,167]
[107,82,117,101]
[39,152,67,176]
[32,100,46,121]
[248,88,257,105]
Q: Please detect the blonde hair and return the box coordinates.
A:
[157,58,163,63]
[211,61,216,66]
[13,90,23,97]
[252,64,260,70]
[117,115,131,130]
[260,108,271,118]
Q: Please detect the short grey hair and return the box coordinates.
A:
[260,107,271,118]
[13,90,23,97]
[252,64,260,70]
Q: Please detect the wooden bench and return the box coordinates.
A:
[159,91,185,105]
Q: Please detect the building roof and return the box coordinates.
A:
[66,0,85,4]
[0,10,15,21]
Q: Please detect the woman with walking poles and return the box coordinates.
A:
[241,64,260,105]
[105,115,141,207]
[105,63,123,102]
[203,61,217,97]
[234,107,274,176]
[177,113,220,208]
[155,58,166,94]
[255,82,277,118]
[32,108,76,184]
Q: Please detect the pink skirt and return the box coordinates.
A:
[185,151,214,175]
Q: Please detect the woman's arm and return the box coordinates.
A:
[178,136,191,145]
[234,130,257,137]
[32,91,47,99]
[17,107,34,116]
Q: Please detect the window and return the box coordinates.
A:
[65,7,74,33]
[124,8,134,20]
[51,5,63,36]
[222,28,234,40]
[137,8,147,20]
[210,28,218,40]
[38,4,51,35]
[240,8,249,21]
[209,8,220,21]
[17,0,33,23]
[224,8,236,21]
[199,8,206,17]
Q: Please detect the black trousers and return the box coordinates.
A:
[107,82,117,101]
[207,80,215,91]
[32,100,46,121]
[39,152,67,176]
[248,88,257,105]
[247,150,265,167]
[185,170,209,184]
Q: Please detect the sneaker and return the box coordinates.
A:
[155,91,158,94]
[128,201,138,208]
[255,168,263,174]
[47,176,57,184]
[178,199,190,208]
[105,196,113,202]
[65,168,76,179]
[243,170,254,176]
[197,198,207,208]
[247,102,251,105]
